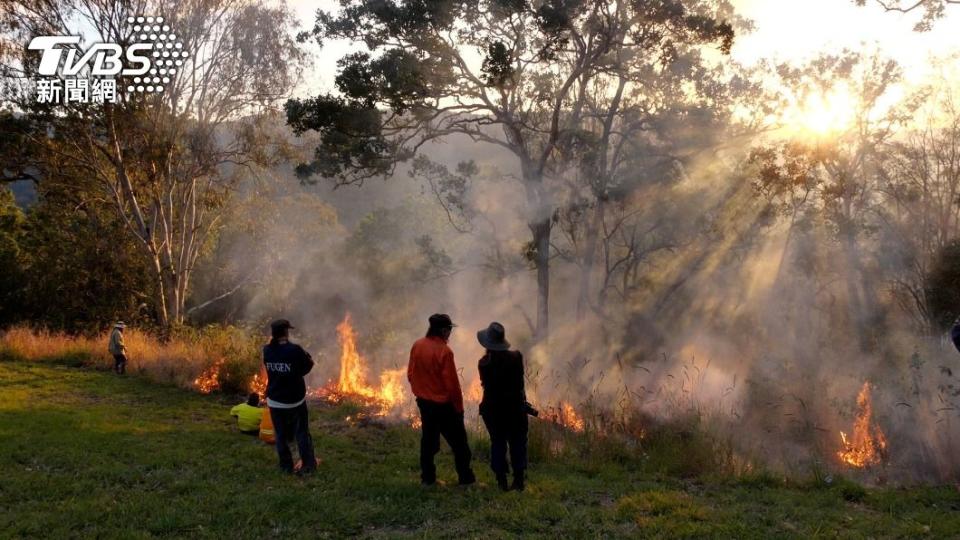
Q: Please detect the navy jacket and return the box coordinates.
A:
[263,340,314,405]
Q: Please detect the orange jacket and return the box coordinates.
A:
[408,336,464,413]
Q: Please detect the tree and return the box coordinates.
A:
[878,81,960,330]
[0,186,25,326]
[0,0,303,327]
[748,52,907,349]
[855,0,958,30]
[18,172,156,332]
[288,0,735,340]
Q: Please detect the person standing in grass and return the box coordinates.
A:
[108,321,127,375]
[230,393,263,435]
[408,313,476,486]
[476,322,529,491]
[263,319,317,475]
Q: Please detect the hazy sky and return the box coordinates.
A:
[287,0,960,96]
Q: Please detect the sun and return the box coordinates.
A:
[781,83,858,139]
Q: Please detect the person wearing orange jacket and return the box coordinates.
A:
[407,313,475,486]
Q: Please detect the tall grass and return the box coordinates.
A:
[0,325,749,479]
[0,325,261,394]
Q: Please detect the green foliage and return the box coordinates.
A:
[17,179,154,332]
[0,186,25,326]
[288,0,737,188]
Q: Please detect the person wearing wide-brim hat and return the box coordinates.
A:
[108,321,128,375]
[476,321,529,491]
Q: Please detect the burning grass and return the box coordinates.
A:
[838,382,888,469]
[0,324,260,394]
[0,318,919,483]
[310,314,414,422]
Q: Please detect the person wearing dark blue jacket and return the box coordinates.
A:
[264,319,317,474]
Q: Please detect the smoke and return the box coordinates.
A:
[195,103,960,484]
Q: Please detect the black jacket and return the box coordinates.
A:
[478,350,526,417]
[263,340,314,405]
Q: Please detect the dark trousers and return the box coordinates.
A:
[416,398,474,484]
[113,354,127,375]
[482,412,528,476]
[269,403,316,473]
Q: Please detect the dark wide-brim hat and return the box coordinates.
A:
[477,322,510,351]
[428,313,457,329]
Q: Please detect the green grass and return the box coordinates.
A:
[1,360,958,539]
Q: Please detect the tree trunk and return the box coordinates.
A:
[531,218,551,342]
[576,202,603,320]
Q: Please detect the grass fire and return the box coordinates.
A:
[5,0,960,536]
[311,314,410,419]
[838,382,888,469]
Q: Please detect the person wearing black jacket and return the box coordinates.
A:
[476,322,529,491]
[263,319,317,474]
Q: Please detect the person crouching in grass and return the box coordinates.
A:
[230,393,263,435]
[263,319,317,475]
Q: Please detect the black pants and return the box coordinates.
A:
[269,403,316,473]
[416,398,474,484]
[113,354,127,375]
[482,411,528,476]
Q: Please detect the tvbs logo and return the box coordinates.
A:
[28,15,187,103]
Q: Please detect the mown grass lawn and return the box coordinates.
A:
[1,360,959,539]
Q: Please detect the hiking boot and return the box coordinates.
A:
[511,472,525,492]
[496,473,509,491]
[458,471,477,486]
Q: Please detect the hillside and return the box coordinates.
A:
[3,360,960,538]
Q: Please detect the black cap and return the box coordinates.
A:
[428,313,456,329]
[270,319,295,332]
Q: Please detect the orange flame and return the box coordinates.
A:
[837,382,888,468]
[543,401,586,433]
[316,314,407,416]
[465,377,482,403]
[249,370,267,398]
[336,314,377,399]
[194,358,225,394]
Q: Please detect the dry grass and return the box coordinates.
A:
[0,325,260,393]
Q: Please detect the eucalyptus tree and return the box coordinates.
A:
[855,0,958,30]
[0,0,303,327]
[749,52,908,349]
[288,0,735,339]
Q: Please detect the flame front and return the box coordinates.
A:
[321,313,406,415]
[837,382,887,468]
[337,313,376,398]
[544,401,586,432]
[194,358,225,394]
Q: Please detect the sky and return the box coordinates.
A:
[286,0,960,96]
